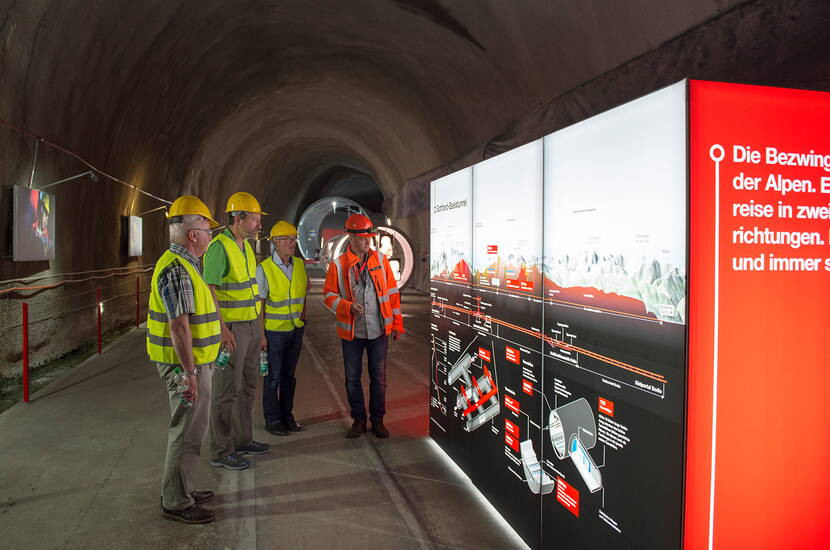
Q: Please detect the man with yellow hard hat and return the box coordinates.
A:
[256,221,309,436]
[204,191,270,471]
[147,195,220,524]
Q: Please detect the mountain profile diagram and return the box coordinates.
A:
[432,249,471,282]
[474,254,543,290]
[543,251,686,323]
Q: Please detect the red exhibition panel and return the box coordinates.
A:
[688,80,830,549]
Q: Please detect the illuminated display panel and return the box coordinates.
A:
[687,80,830,550]
[13,185,56,261]
[429,168,475,473]
[429,79,829,550]
[467,140,544,544]
[540,81,688,550]
[127,215,142,257]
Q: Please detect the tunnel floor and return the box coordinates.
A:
[0,286,525,549]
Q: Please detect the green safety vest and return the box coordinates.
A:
[261,256,307,332]
[146,250,221,366]
[210,233,261,322]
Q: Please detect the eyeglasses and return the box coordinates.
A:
[275,236,297,242]
[191,228,212,236]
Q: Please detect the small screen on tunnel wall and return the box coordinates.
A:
[127,215,142,257]
[13,185,56,261]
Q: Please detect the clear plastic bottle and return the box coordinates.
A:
[259,351,268,376]
[215,346,231,368]
[172,367,193,408]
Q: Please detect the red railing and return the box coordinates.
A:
[4,266,153,405]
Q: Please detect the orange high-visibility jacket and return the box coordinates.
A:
[323,247,405,341]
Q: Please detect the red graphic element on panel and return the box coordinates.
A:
[543,278,657,321]
[487,245,498,254]
[505,346,520,364]
[450,259,471,282]
[504,418,519,437]
[522,379,533,396]
[460,366,499,417]
[506,279,535,292]
[474,260,542,292]
[556,477,580,517]
[478,347,491,362]
[505,432,520,452]
[504,394,520,414]
[598,397,614,416]
[687,80,830,550]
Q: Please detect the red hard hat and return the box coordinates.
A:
[344,213,376,237]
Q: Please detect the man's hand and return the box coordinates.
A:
[391,329,402,341]
[259,334,267,352]
[350,302,364,315]
[221,324,237,351]
[182,373,199,403]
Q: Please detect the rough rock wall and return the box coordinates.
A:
[0,0,762,376]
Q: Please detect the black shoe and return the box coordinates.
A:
[162,504,215,524]
[266,423,290,436]
[235,440,270,455]
[370,420,389,439]
[191,490,214,505]
[284,419,304,432]
[346,419,367,439]
[210,453,250,470]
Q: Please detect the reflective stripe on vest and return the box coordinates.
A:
[261,256,307,332]
[210,233,261,322]
[146,250,221,367]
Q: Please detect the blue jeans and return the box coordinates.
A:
[262,327,304,427]
[342,335,388,421]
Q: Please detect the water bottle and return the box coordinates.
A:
[172,367,193,408]
[259,351,268,377]
[215,346,231,369]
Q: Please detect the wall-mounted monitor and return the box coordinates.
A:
[127,215,142,257]
[13,185,56,261]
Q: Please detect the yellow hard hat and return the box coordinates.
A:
[225,192,267,215]
[166,195,219,228]
[270,220,298,238]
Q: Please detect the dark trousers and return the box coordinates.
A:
[262,327,304,427]
[342,334,388,421]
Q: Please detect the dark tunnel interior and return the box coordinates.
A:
[2,0,830,372]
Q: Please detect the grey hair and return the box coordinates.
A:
[169,214,204,244]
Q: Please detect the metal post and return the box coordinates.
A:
[135,276,140,328]
[22,302,29,403]
[97,286,102,354]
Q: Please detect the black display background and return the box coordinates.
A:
[429,86,688,550]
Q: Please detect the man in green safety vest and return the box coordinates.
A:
[204,191,271,471]
[256,220,309,436]
[147,195,221,524]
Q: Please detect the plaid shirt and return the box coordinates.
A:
[157,243,201,320]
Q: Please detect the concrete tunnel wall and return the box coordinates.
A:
[1,0,829,378]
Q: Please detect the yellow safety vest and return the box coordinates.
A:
[210,233,261,322]
[147,250,221,366]
[261,256,307,332]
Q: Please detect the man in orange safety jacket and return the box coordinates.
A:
[323,214,404,439]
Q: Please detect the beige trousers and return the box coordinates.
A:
[209,320,260,460]
[157,362,213,511]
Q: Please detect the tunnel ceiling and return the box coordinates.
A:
[3,0,745,226]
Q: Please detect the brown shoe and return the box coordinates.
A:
[346,419,367,439]
[162,504,215,524]
[190,490,214,505]
[370,420,389,439]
